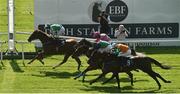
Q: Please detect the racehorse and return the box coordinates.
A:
[72,39,137,84]
[72,38,137,58]
[27,30,82,71]
[72,45,137,86]
[88,51,171,90]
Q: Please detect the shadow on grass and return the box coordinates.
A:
[0,65,2,70]
[81,84,159,93]
[32,71,80,79]
[77,75,149,84]
[9,59,24,72]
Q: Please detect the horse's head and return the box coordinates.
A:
[28,30,52,42]
[28,30,42,42]
[77,38,93,47]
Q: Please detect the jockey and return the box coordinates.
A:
[92,31,111,43]
[94,40,112,53]
[50,24,65,37]
[50,24,66,46]
[112,43,131,57]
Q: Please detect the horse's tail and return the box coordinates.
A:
[146,57,171,69]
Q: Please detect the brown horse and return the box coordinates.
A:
[72,39,138,83]
[88,51,171,90]
[72,45,136,87]
[27,30,82,71]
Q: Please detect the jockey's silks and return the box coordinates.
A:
[50,24,63,32]
[112,48,120,56]
[116,44,129,53]
[97,41,110,48]
[94,33,111,43]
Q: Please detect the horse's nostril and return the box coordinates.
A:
[27,38,31,42]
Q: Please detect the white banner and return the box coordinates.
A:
[34,0,180,46]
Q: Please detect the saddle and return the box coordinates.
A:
[54,38,65,47]
[44,38,65,47]
[118,57,133,67]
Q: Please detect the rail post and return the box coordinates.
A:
[0,41,6,66]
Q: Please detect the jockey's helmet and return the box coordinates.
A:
[92,32,100,38]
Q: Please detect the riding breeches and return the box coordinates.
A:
[98,45,112,53]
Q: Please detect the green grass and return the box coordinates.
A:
[0,51,180,93]
[1,0,180,93]
[0,0,34,49]
[0,0,34,51]
[0,0,7,32]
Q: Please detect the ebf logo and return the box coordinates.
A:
[106,0,128,22]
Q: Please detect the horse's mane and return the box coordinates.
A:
[80,39,94,47]
[36,29,55,39]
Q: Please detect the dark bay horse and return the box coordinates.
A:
[27,30,82,71]
[72,39,137,82]
[72,38,137,58]
[88,51,171,90]
[73,46,136,86]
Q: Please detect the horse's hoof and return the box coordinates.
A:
[41,62,44,65]
[27,62,31,64]
[89,82,93,85]
[52,67,56,69]
[158,86,161,90]
[166,81,171,83]
[102,82,105,85]
[74,77,77,80]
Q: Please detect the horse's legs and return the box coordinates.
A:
[73,57,82,71]
[28,55,38,64]
[38,59,45,65]
[114,73,121,89]
[126,71,134,86]
[52,54,70,69]
[74,66,90,80]
[74,65,97,82]
[102,71,134,86]
[28,52,44,64]
[151,70,171,83]
[102,73,116,85]
[146,71,162,90]
[90,72,107,85]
